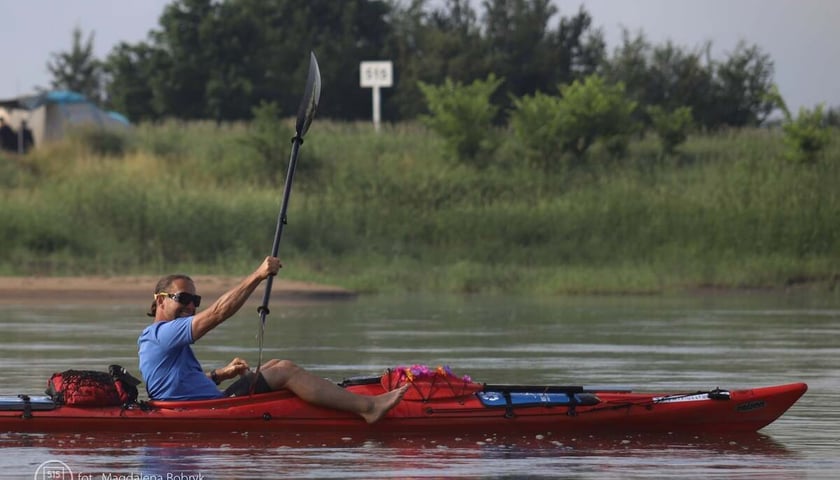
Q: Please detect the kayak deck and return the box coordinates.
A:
[0,378,807,435]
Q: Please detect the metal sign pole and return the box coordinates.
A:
[360,61,393,133]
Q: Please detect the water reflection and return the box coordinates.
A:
[0,430,798,479]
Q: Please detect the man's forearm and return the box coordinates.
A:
[192,272,264,340]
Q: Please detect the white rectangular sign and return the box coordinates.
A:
[360,61,393,88]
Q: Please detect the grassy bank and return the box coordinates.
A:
[0,121,838,294]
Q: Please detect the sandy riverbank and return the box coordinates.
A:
[0,276,356,306]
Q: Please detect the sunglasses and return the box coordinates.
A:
[156,291,202,308]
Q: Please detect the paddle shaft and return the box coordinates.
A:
[253,135,302,388]
[258,134,302,317]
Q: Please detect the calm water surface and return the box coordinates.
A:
[0,292,837,479]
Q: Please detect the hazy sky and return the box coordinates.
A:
[2,0,838,112]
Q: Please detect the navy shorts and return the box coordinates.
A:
[223,371,272,397]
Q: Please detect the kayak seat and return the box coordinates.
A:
[339,375,381,387]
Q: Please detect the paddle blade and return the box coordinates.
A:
[295,51,322,138]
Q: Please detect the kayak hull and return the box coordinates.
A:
[0,381,807,435]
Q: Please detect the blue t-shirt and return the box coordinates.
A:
[138,316,224,400]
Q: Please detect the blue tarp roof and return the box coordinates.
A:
[1,90,90,110]
[0,91,130,125]
[43,90,88,104]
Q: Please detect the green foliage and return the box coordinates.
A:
[418,74,503,166]
[508,91,565,170]
[507,75,639,171]
[47,27,104,103]
[826,106,840,127]
[89,0,783,133]
[103,43,161,119]
[3,119,839,293]
[603,33,775,130]
[384,0,487,119]
[73,127,129,156]
[646,40,712,116]
[554,75,638,159]
[713,41,776,126]
[782,105,831,164]
[132,121,187,159]
[104,0,391,122]
[481,0,604,104]
[765,85,831,164]
[647,105,694,156]
[239,101,291,186]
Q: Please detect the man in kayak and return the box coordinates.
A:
[138,256,407,423]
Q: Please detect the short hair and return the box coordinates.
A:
[146,274,193,317]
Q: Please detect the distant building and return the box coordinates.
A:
[0,91,130,151]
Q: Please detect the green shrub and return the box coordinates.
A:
[73,127,129,156]
[765,84,831,164]
[238,101,291,186]
[508,91,566,170]
[555,75,638,161]
[647,105,694,156]
[418,74,503,167]
[782,105,830,164]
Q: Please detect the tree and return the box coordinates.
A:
[384,0,486,119]
[482,0,557,100]
[711,41,776,127]
[600,29,652,128]
[47,27,105,103]
[826,106,840,127]
[104,42,165,121]
[103,0,392,122]
[151,0,215,119]
[481,1,604,109]
[646,42,713,122]
[604,34,712,130]
[547,6,605,84]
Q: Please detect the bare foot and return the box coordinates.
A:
[361,384,409,424]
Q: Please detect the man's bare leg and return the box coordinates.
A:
[259,359,408,424]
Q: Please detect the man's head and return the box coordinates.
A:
[148,274,201,320]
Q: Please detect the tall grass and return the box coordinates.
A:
[0,122,837,293]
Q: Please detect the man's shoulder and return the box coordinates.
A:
[140,316,194,339]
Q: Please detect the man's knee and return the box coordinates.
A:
[261,359,300,388]
[266,359,298,371]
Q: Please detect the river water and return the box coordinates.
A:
[0,292,837,479]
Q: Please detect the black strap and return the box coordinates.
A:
[109,364,142,387]
[18,394,32,419]
[567,392,579,417]
[502,391,515,418]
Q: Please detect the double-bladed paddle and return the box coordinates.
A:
[253,52,321,389]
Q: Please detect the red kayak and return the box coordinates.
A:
[0,366,807,435]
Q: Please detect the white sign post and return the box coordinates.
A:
[360,61,393,132]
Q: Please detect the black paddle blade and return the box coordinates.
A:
[295,51,322,138]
